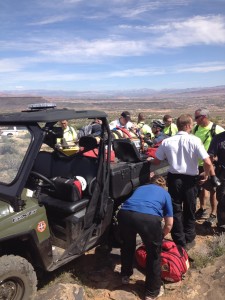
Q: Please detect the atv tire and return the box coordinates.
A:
[0,255,37,300]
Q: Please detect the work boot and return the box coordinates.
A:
[203,214,217,227]
[195,208,208,219]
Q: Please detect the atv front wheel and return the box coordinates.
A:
[0,255,37,300]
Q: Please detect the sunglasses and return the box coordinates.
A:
[195,115,204,120]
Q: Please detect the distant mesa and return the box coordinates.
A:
[0,85,224,112]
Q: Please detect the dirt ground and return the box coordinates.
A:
[35,214,225,300]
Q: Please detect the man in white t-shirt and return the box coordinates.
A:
[150,114,217,251]
[109,111,134,130]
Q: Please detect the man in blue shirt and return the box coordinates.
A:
[117,175,173,300]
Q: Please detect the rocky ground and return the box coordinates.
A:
[35,218,225,300]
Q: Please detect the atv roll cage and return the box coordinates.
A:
[0,107,111,212]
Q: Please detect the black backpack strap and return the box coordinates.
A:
[211,123,216,138]
[168,125,172,137]
[194,123,217,145]
[202,123,217,144]
[193,125,199,134]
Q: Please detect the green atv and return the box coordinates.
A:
[0,104,167,300]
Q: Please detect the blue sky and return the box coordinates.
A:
[0,0,225,91]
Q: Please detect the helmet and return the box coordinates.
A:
[152,120,165,129]
[76,176,87,191]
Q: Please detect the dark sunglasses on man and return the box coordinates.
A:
[195,115,205,120]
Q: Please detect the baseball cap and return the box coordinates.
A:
[121,111,131,121]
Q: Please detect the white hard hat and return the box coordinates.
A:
[76,176,87,191]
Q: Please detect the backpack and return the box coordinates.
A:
[193,123,217,145]
[78,125,93,139]
[135,240,189,283]
[78,123,102,139]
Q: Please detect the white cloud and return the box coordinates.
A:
[63,0,81,3]
[39,38,148,59]
[29,15,71,25]
[15,86,25,90]
[115,0,191,18]
[118,15,225,51]
[176,62,225,73]
[108,68,166,78]
[0,59,24,72]
[38,14,225,60]
[98,62,225,78]
[35,0,192,22]
[1,62,224,86]
[144,15,225,47]
[1,14,224,67]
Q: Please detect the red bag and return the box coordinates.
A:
[135,240,189,282]
[146,147,158,158]
[146,141,162,158]
[73,179,82,198]
[83,149,115,162]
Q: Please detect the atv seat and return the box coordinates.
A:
[39,174,90,216]
[113,139,147,163]
[79,135,98,150]
[32,151,98,195]
[39,195,89,216]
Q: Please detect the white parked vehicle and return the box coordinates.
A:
[0,126,27,137]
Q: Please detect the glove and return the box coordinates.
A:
[210,175,221,187]
[144,138,154,147]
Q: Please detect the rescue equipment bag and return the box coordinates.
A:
[145,141,162,158]
[135,240,189,282]
[51,177,84,201]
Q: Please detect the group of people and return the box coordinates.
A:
[58,111,178,152]
[57,110,225,300]
[109,111,178,147]
[56,118,102,149]
[110,109,224,227]
[115,109,224,300]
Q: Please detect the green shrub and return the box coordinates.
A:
[208,233,225,258]
[0,140,18,155]
[191,233,225,269]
